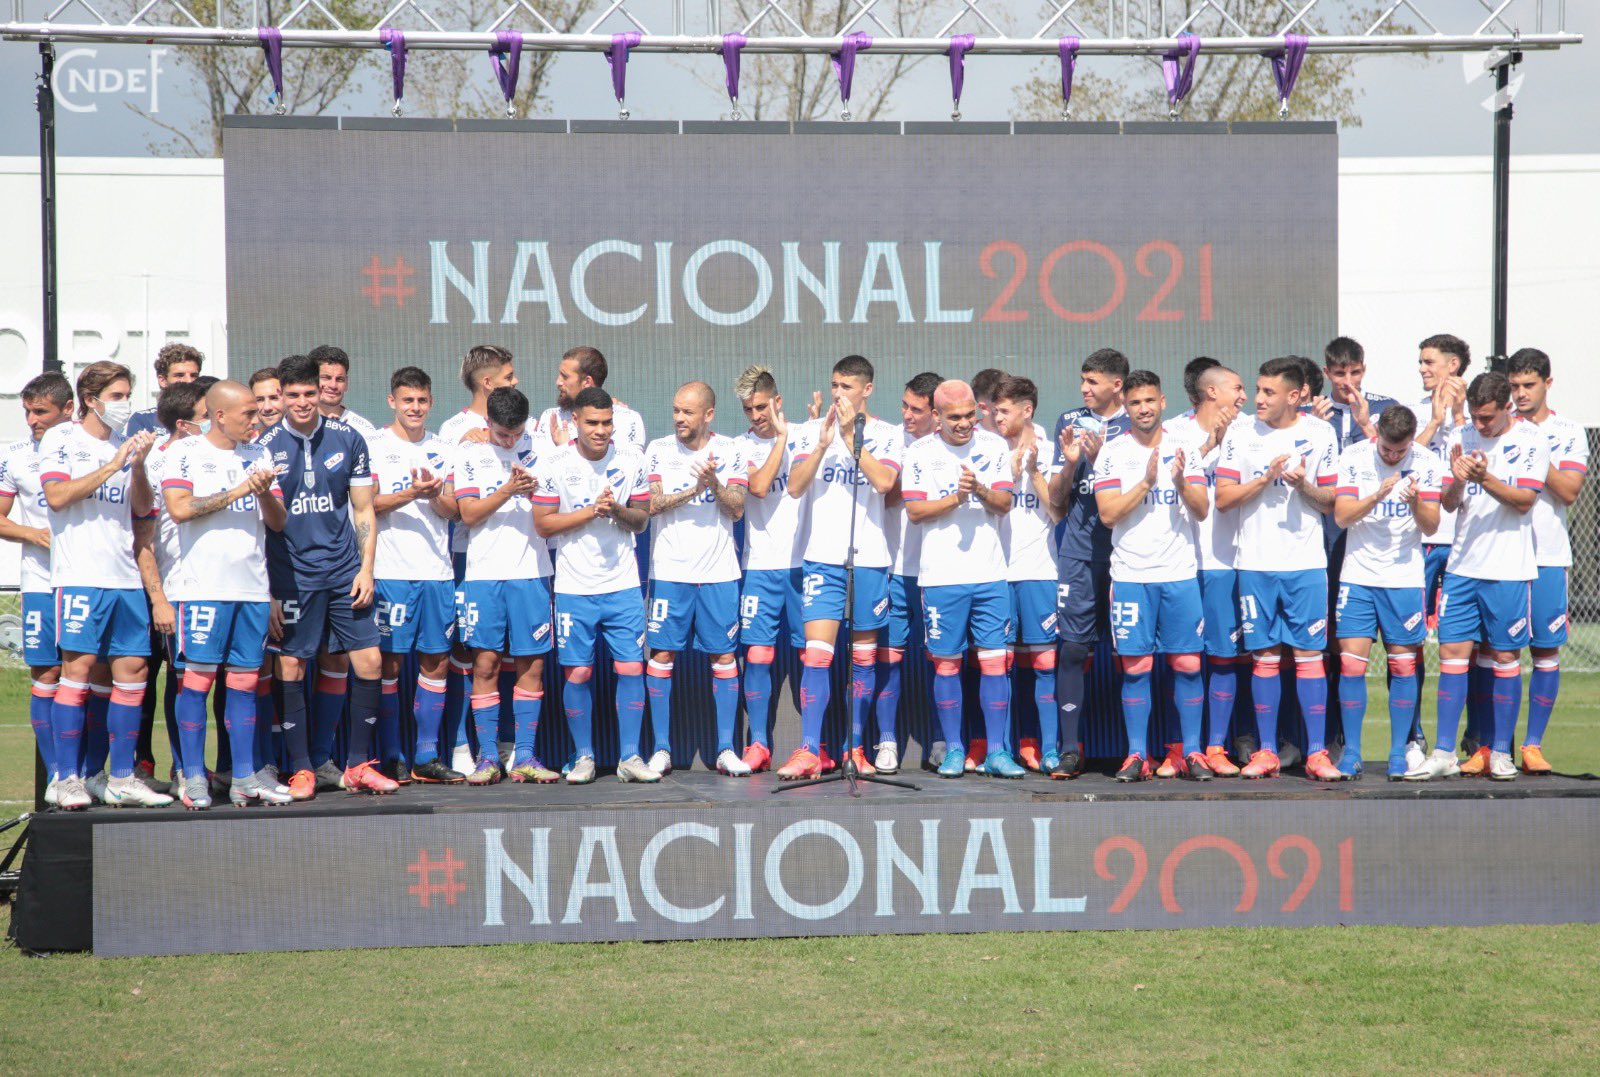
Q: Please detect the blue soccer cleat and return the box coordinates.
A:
[1337,748,1364,781]
[979,750,1026,779]
[937,745,966,778]
[1040,749,1062,774]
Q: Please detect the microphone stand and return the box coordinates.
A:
[775,412,920,796]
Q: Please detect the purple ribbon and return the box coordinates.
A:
[721,32,746,103]
[489,31,522,103]
[606,31,642,103]
[257,27,284,105]
[1162,32,1200,108]
[1270,33,1308,107]
[1058,36,1080,111]
[947,34,975,107]
[831,32,874,105]
[380,27,407,104]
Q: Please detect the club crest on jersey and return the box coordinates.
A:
[1503,446,1521,463]
[427,452,448,472]
[606,468,623,485]
[323,452,346,470]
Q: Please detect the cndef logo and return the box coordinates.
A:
[54,48,167,115]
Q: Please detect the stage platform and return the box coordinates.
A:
[11,767,1599,955]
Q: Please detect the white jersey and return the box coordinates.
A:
[143,439,186,595]
[1335,441,1444,589]
[644,433,747,584]
[1443,420,1549,582]
[368,427,455,582]
[533,403,646,456]
[1527,412,1588,568]
[533,443,651,595]
[0,435,55,593]
[1217,416,1338,574]
[161,436,279,602]
[437,407,534,554]
[901,430,1013,588]
[39,422,151,590]
[453,440,552,582]
[1002,423,1060,583]
[330,406,377,437]
[1163,412,1247,572]
[1406,393,1464,545]
[887,426,932,578]
[1092,430,1207,584]
[737,428,808,572]
[792,416,903,569]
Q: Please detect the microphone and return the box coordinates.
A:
[852,412,867,462]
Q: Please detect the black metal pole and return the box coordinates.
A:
[1488,48,1519,372]
[38,43,61,377]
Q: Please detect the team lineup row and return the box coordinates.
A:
[0,334,1584,809]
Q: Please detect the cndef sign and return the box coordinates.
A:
[55,48,167,114]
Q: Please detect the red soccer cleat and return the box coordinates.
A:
[965,738,988,772]
[1017,737,1043,772]
[846,746,877,776]
[1240,749,1281,779]
[741,742,772,773]
[777,748,824,781]
[343,760,399,795]
[1154,742,1185,779]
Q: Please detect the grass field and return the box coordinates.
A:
[3,670,1598,1073]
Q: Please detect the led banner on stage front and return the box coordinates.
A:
[222,120,1337,429]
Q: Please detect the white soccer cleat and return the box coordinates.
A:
[1403,748,1460,782]
[451,743,476,777]
[255,767,290,796]
[647,749,672,777]
[55,775,92,811]
[1404,738,1427,775]
[230,773,293,806]
[1488,750,1518,781]
[874,742,900,774]
[103,774,175,808]
[716,749,752,777]
[565,755,596,785]
[44,778,60,807]
[618,754,662,783]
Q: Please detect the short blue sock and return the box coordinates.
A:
[1296,667,1329,755]
[224,685,257,781]
[933,669,963,749]
[512,693,542,766]
[1526,660,1559,747]
[1435,667,1469,753]
[743,656,773,747]
[30,687,57,777]
[798,661,832,752]
[979,671,1010,752]
[1174,667,1204,757]
[1207,659,1238,749]
[646,668,673,753]
[1491,670,1522,755]
[84,690,109,777]
[563,674,594,759]
[616,672,646,760]
[1339,672,1367,765]
[1121,666,1153,759]
[873,659,901,744]
[377,684,401,765]
[1252,663,1282,751]
[176,685,210,780]
[413,681,447,765]
[713,670,740,754]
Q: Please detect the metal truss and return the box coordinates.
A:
[0,0,1581,56]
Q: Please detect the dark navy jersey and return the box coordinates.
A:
[1051,406,1132,564]
[125,407,162,439]
[258,415,372,594]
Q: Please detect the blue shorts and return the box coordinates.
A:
[376,578,457,655]
[1198,569,1242,657]
[1422,543,1450,618]
[1109,578,1205,656]
[1530,566,1569,649]
[1238,569,1328,652]
[177,600,269,667]
[556,588,646,666]
[56,587,149,658]
[647,579,741,654]
[739,567,804,649]
[801,560,891,631]
[459,578,553,657]
[886,573,921,649]
[22,591,58,667]
[1010,580,1058,646]
[921,581,1011,657]
[274,587,380,660]
[1056,557,1110,646]
[1437,574,1531,652]
[1336,583,1426,646]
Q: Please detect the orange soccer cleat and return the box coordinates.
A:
[777,747,824,781]
[965,738,988,772]
[846,746,878,776]
[1017,738,1043,772]
[1459,745,1492,776]
[1240,749,1281,779]
[1204,746,1241,777]
[1303,749,1345,782]
[287,769,316,801]
[1519,744,1552,775]
[741,742,773,773]
[1154,742,1185,779]
[819,747,838,773]
[343,760,399,795]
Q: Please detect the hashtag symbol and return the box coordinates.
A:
[361,255,417,308]
[407,847,465,908]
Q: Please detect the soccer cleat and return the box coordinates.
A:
[741,742,772,773]
[776,748,823,781]
[1488,751,1518,782]
[1115,754,1150,782]
[1240,749,1281,780]
[255,768,291,797]
[1232,733,1259,769]
[287,769,316,800]
[382,759,414,786]
[1458,745,1491,777]
[344,761,399,794]
[1276,741,1303,771]
[1180,751,1213,782]
[230,774,291,807]
[56,776,92,811]
[1404,738,1428,775]
[819,747,838,774]
[566,755,597,785]
[938,747,967,779]
[617,755,662,783]
[1336,749,1364,781]
[1204,746,1241,778]
[134,759,156,783]
[1049,749,1083,780]
[179,774,212,811]
[103,774,175,808]
[44,778,60,807]
[1017,738,1042,772]
[1040,749,1062,775]
[411,760,466,784]
[716,749,753,777]
[647,750,673,777]
[1460,731,1481,758]
[1304,749,1345,782]
[465,758,502,786]
[926,740,947,770]
[1387,757,1408,781]
[964,738,987,773]
[498,740,515,769]
[846,746,877,776]
[509,759,561,783]
[1519,745,1552,775]
[1154,742,1185,779]
[979,750,1026,779]
[85,770,108,803]
[208,769,232,799]
[451,743,476,777]
[874,742,899,774]
[1403,748,1461,782]
[314,760,345,791]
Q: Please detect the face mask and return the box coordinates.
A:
[190,418,212,436]
[98,398,134,434]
